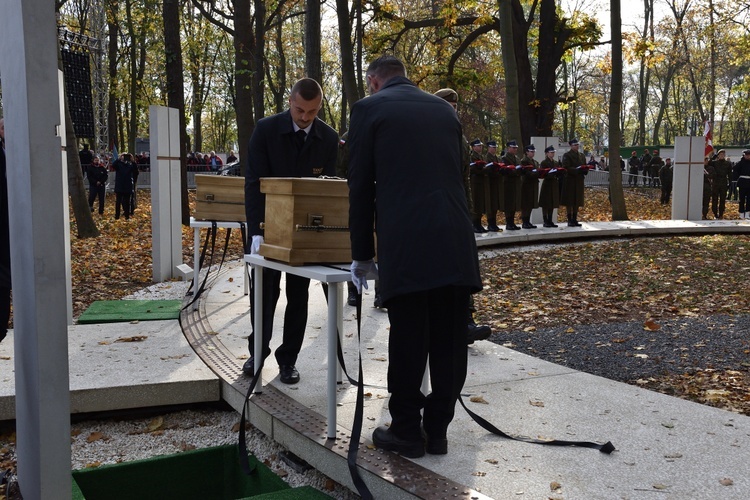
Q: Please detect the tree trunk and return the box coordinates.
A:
[234,0,254,175]
[163,0,191,225]
[305,0,322,84]
[336,0,361,110]
[125,0,138,153]
[499,0,522,146]
[609,0,628,221]
[107,1,119,153]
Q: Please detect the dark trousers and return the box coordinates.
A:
[385,286,469,441]
[739,186,750,213]
[660,185,672,205]
[0,286,10,336]
[248,267,310,367]
[115,192,132,219]
[88,185,106,214]
[711,188,727,217]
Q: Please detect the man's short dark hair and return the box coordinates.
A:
[366,55,407,82]
[291,78,323,101]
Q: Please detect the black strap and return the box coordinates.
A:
[458,395,615,454]
[183,221,238,311]
[238,356,265,475]
[346,292,374,499]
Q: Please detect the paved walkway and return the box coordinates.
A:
[0,219,749,498]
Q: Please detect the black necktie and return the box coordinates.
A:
[295,129,307,150]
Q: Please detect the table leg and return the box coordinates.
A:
[327,281,339,439]
[253,265,263,394]
[336,283,343,384]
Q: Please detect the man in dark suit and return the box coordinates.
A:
[243,78,339,384]
[0,118,10,343]
[348,56,482,458]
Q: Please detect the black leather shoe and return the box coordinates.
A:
[372,426,425,458]
[373,294,385,309]
[421,427,448,454]
[505,223,520,230]
[467,323,491,345]
[242,356,257,376]
[347,291,357,306]
[425,435,448,454]
[279,365,300,384]
[473,223,488,233]
[487,225,501,232]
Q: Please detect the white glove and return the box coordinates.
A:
[250,235,264,255]
[351,259,378,294]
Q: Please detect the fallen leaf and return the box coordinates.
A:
[115,335,148,343]
[470,396,489,404]
[643,320,660,331]
[146,416,164,432]
[472,471,487,477]
[485,458,499,464]
[529,400,545,407]
[86,432,106,443]
[550,481,562,492]
[653,483,670,490]
[565,327,575,333]
[719,478,733,486]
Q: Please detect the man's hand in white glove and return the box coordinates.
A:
[250,235,264,255]
[350,259,378,294]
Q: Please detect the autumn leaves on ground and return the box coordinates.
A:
[68,187,749,416]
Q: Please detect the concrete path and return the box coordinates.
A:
[0,219,748,498]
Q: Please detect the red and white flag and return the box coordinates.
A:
[703,121,713,157]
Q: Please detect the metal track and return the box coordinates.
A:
[179,269,489,500]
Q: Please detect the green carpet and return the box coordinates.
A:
[77,300,183,324]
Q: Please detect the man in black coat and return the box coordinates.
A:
[243,78,339,384]
[348,56,482,458]
[0,118,10,342]
[87,155,108,215]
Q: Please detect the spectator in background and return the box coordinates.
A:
[112,152,137,220]
[659,158,673,205]
[79,143,93,176]
[209,151,223,172]
[87,155,108,215]
[733,150,750,219]
[226,150,238,164]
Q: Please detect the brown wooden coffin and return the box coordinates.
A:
[194,175,246,221]
[258,177,351,265]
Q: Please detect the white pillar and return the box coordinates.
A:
[530,136,559,225]
[58,71,73,325]
[150,105,183,281]
[672,136,705,221]
[0,2,72,498]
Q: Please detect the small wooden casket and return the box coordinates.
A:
[194,174,246,221]
[259,177,350,265]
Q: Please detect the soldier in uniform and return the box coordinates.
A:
[707,149,732,218]
[469,139,489,233]
[648,149,664,188]
[659,158,673,205]
[519,144,540,229]
[640,149,652,186]
[484,140,502,231]
[501,140,521,230]
[434,88,492,344]
[628,151,640,187]
[539,145,561,227]
[561,138,587,226]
